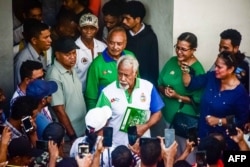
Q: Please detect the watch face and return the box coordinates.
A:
[218,119,222,126]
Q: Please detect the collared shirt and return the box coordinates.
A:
[3,120,23,139]
[10,85,52,139]
[75,37,106,91]
[10,85,25,107]
[84,49,135,110]
[46,60,87,137]
[129,23,145,36]
[14,43,51,86]
[96,78,164,147]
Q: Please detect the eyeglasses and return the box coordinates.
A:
[174,45,192,52]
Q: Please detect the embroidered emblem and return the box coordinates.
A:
[170,70,175,75]
[110,98,119,103]
[103,70,112,75]
[81,57,88,64]
[140,93,146,102]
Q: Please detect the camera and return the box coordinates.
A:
[226,115,237,136]
[188,127,198,146]
[127,126,138,145]
[103,127,113,147]
[164,128,175,148]
[21,116,33,133]
[78,143,89,157]
[196,151,207,167]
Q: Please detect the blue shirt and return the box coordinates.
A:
[188,71,249,150]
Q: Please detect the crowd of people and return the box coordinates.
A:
[0,0,250,167]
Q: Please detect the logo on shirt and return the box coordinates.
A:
[81,57,88,64]
[140,93,146,102]
[110,98,119,103]
[170,70,175,75]
[103,70,112,75]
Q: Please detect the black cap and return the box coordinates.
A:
[42,122,66,146]
[53,37,79,53]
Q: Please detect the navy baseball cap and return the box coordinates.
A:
[26,79,58,99]
[53,37,79,53]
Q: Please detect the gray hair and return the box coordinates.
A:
[117,56,139,73]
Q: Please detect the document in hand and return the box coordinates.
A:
[120,106,147,133]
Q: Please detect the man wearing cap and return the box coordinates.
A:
[46,37,87,141]
[96,56,164,147]
[85,26,135,110]
[69,106,112,158]
[26,79,58,139]
[70,106,113,166]
[75,13,106,91]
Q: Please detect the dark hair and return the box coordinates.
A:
[112,145,134,167]
[23,18,49,42]
[11,96,39,120]
[140,138,161,166]
[217,51,238,72]
[177,32,198,48]
[23,0,42,17]
[174,160,192,167]
[78,0,90,7]
[20,60,43,81]
[123,1,146,21]
[198,136,223,165]
[220,29,242,47]
[102,0,125,17]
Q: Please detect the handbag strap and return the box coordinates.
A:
[178,96,199,115]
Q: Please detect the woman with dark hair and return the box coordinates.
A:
[182,51,249,150]
[158,32,205,163]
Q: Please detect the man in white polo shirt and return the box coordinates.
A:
[96,56,164,147]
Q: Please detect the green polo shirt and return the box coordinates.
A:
[85,48,135,110]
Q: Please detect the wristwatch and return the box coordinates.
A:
[218,118,222,126]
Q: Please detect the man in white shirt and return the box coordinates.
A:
[75,13,107,91]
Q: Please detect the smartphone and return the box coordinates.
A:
[36,140,48,150]
[0,125,5,134]
[164,128,175,148]
[188,127,198,146]
[196,151,207,167]
[127,126,138,145]
[103,127,113,147]
[139,137,160,146]
[78,143,89,157]
[226,115,237,136]
[21,116,33,132]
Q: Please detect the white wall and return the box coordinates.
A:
[174,0,250,70]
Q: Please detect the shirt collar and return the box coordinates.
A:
[102,48,126,62]
[54,59,73,74]
[129,23,145,36]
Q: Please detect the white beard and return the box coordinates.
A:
[119,82,129,90]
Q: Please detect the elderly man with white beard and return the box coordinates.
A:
[96,56,164,147]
